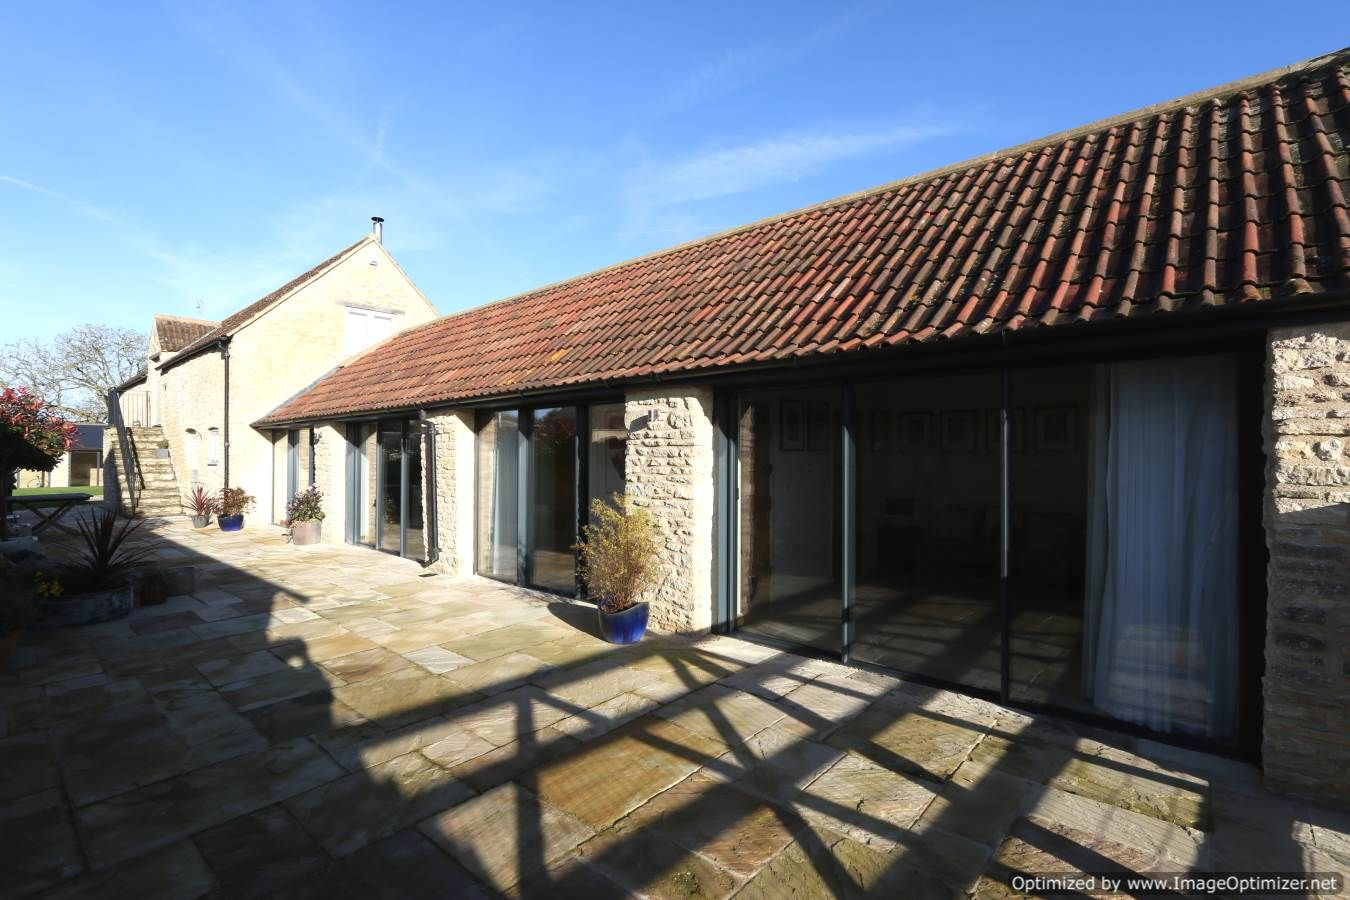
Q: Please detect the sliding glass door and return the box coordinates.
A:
[530,407,578,593]
[728,351,1249,745]
[476,411,520,581]
[474,402,626,597]
[346,419,426,561]
[735,387,842,654]
[853,373,1002,692]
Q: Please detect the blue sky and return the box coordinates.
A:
[1,2,1344,341]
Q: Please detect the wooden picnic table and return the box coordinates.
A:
[6,492,95,535]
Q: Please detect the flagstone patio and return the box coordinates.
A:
[3,519,1348,898]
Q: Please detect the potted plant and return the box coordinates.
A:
[34,508,150,626]
[153,439,171,458]
[284,486,325,546]
[576,493,660,644]
[185,485,216,528]
[214,487,254,532]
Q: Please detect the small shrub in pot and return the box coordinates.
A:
[285,486,325,546]
[185,485,216,528]
[213,487,255,532]
[577,493,660,644]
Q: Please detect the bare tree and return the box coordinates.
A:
[0,324,145,422]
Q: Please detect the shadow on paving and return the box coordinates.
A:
[2,520,1344,899]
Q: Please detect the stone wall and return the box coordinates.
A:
[1263,321,1350,805]
[623,387,716,633]
[158,348,226,495]
[425,411,475,574]
[311,422,347,545]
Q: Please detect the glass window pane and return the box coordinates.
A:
[1012,356,1241,740]
[476,411,519,580]
[736,386,841,654]
[1007,366,1090,712]
[405,423,426,561]
[852,373,1001,692]
[588,403,627,522]
[530,407,577,593]
[378,423,402,554]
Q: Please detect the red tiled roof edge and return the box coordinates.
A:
[153,314,218,354]
[161,237,371,371]
[260,48,1350,425]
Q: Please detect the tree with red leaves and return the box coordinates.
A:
[1,386,77,539]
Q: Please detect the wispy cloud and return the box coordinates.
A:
[654,3,884,115]
[625,123,952,209]
[0,175,119,225]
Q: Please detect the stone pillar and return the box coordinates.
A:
[425,410,476,574]
[1263,321,1350,805]
[311,422,348,545]
[624,386,716,634]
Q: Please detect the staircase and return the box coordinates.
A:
[107,426,184,517]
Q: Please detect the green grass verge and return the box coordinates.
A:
[13,486,101,497]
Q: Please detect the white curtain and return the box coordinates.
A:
[1084,355,1239,739]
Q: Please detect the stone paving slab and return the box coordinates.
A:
[3,519,1347,898]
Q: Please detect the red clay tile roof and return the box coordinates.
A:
[162,238,369,371]
[262,51,1350,425]
[153,315,217,353]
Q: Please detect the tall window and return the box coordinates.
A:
[474,402,626,596]
[344,420,425,560]
[853,373,1002,692]
[730,352,1246,743]
[476,411,519,581]
[207,427,221,466]
[736,386,842,654]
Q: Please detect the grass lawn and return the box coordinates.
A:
[10,486,102,509]
[13,486,101,497]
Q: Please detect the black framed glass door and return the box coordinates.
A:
[474,401,626,597]
[346,419,425,561]
[722,349,1254,749]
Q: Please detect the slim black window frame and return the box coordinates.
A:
[715,338,1266,758]
[472,398,624,600]
[343,418,425,562]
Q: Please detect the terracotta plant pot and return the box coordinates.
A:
[598,601,649,644]
[290,520,322,546]
[218,514,244,532]
[0,629,19,672]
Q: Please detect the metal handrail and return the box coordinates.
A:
[105,388,140,514]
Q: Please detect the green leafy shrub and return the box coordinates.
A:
[285,486,325,524]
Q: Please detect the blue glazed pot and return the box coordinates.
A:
[598,601,649,644]
[218,514,244,532]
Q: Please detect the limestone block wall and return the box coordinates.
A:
[623,387,716,633]
[158,349,226,495]
[310,422,347,545]
[1263,320,1350,805]
[425,410,475,574]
